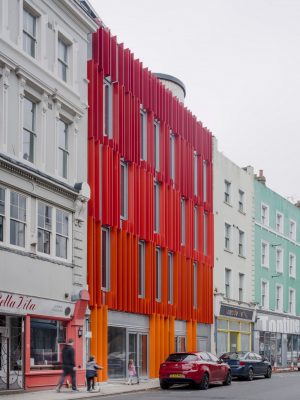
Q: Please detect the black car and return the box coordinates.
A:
[220,351,272,381]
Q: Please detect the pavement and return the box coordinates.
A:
[0,379,160,399]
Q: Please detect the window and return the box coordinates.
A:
[101,227,110,291]
[104,79,112,138]
[289,288,296,314]
[276,248,283,273]
[37,202,52,254]
[203,160,207,202]
[193,262,198,308]
[168,252,173,304]
[225,268,231,298]
[289,220,296,241]
[0,188,5,242]
[154,181,160,233]
[154,121,160,171]
[23,97,36,163]
[170,133,175,182]
[58,38,69,82]
[203,212,207,256]
[261,204,269,226]
[138,241,145,298]
[193,152,198,196]
[261,280,269,309]
[239,273,244,302]
[10,191,26,247]
[224,180,231,204]
[276,212,284,234]
[57,119,68,179]
[23,8,36,58]
[30,318,66,370]
[155,247,161,302]
[238,230,245,257]
[275,284,283,312]
[140,109,147,160]
[181,198,186,245]
[120,161,128,219]
[289,253,296,278]
[224,223,231,251]
[56,209,69,259]
[261,241,269,267]
[238,190,244,213]
[194,206,198,250]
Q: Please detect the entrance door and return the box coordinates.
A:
[230,333,238,353]
[0,316,24,391]
[127,333,148,379]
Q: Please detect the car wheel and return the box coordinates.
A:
[298,368,300,371]
[160,381,170,390]
[223,371,232,386]
[265,366,272,379]
[199,373,209,390]
[247,368,254,381]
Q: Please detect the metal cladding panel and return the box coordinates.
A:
[88,26,214,325]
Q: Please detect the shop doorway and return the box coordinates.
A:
[230,332,238,352]
[128,332,148,379]
[0,316,24,391]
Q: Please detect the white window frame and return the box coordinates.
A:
[154,120,160,171]
[224,223,231,251]
[276,211,284,234]
[23,96,36,164]
[289,288,296,315]
[238,230,245,257]
[155,246,161,302]
[224,180,231,204]
[275,284,283,312]
[9,190,28,250]
[276,247,283,274]
[193,152,198,196]
[57,36,70,82]
[261,240,269,268]
[194,205,198,251]
[0,187,5,243]
[170,132,175,182]
[104,78,113,138]
[57,118,69,179]
[261,280,269,309]
[239,273,244,302]
[23,6,37,58]
[261,203,269,226]
[289,252,296,278]
[37,201,53,256]
[101,226,110,291]
[120,160,128,220]
[168,252,173,304]
[289,219,296,241]
[138,240,145,298]
[225,268,231,298]
[238,189,245,213]
[55,208,72,261]
[181,197,186,245]
[193,261,198,308]
[140,108,147,160]
[154,181,160,233]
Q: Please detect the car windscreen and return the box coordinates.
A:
[166,353,197,362]
[220,352,248,360]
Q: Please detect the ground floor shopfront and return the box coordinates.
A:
[90,308,211,381]
[254,311,300,368]
[0,290,89,391]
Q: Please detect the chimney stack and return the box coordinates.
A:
[256,169,266,185]
[295,201,300,208]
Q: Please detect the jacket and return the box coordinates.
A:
[86,360,101,378]
[62,344,75,368]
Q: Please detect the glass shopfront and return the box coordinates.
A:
[216,318,252,356]
[258,331,282,366]
[287,334,300,367]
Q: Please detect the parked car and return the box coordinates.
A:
[159,352,231,390]
[220,351,272,380]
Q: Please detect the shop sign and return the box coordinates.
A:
[220,304,253,321]
[256,314,300,334]
[0,291,75,319]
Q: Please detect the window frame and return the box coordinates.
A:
[23,96,36,163]
[138,240,145,298]
[0,187,5,243]
[289,288,296,315]
[289,219,296,241]
[276,211,284,234]
[238,229,245,257]
[239,273,244,302]
[23,6,37,58]
[261,203,269,226]
[289,252,296,278]
[170,132,175,182]
[225,268,231,298]
[276,247,283,274]
[155,246,161,302]
[55,208,71,260]
[154,181,160,233]
[101,226,110,291]
[140,108,147,161]
[181,197,186,246]
[238,189,245,213]
[37,201,53,256]
[203,160,207,202]
[104,78,113,138]
[193,152,198,197]
[193,261,198,309]
[261,240,269,268]
[57,36,69,82]
[224,180,231,204]
[203,211,207,256]
[261,279,269,309]
[9,190,27,249]
[275,284,283,312]
[224,223,231,251]
[194,205,198,251]
[154,120,160,171]
[168,251,173,305]
[120,160,128,220]
[57,118,69,179]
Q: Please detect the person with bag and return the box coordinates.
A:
[86,355,103,392]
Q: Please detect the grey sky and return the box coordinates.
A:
[89,0,300,201]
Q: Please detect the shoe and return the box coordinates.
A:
[56,385,61,393]
[72,388,79,392]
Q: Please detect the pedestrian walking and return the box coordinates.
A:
[86,355,103,392]
[126,359,137,385]
[56,338,78,392]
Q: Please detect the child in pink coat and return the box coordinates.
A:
[126,359,136,384]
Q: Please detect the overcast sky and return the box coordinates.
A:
[89,0,300,201]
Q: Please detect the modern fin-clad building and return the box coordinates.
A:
[253,172,300,368]
[87,26,214,381]
[0,0,96,391]
[213,138,256,355]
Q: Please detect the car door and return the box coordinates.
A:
[248,352,259,375]
[254,353,267,375]
[199,352,215,381]
[207,352,225,381]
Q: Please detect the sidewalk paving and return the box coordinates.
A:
[0,379,160,400]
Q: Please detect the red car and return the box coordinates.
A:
[159,352,231,390]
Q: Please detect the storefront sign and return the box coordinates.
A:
[220,304,253,321]
[255,313,300,334]
[0,291,75,319]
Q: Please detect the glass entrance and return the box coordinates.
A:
[127,332,148,379]
[230,332,238,352]
[0,316,24,391]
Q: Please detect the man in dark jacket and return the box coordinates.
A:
[56,338,78,392]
